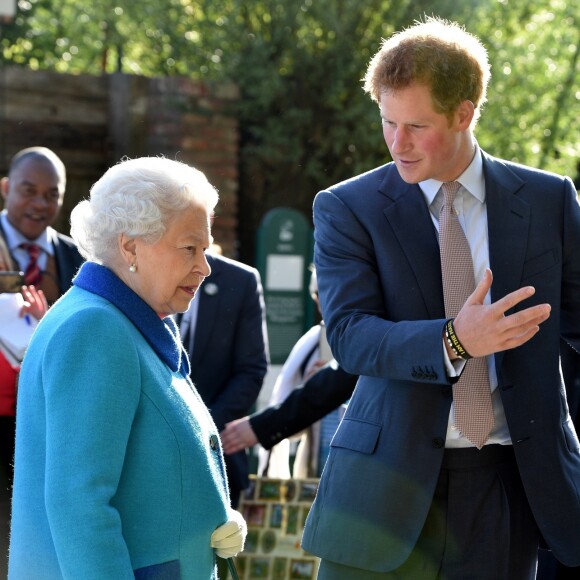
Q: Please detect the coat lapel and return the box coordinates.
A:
[47,228,66,293]
[381,172,445,319]
[191,255,222,366]
[379,154,531,328]
[484,154,530,301]
[483,153,530,371]
[0,221,18,270]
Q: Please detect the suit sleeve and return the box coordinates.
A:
[209,268,269,429]
[313,189,449,383]
[250,362,357,449]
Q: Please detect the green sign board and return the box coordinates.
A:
[256,208,314,364]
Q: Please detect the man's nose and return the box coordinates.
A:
[390,127,410,153]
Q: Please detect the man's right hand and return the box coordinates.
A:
[452,268,551,358]
[220,417,258,455]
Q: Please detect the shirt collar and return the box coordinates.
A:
[418,142,485,207]
[0,210,54,256]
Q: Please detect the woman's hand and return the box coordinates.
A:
[211,509,247,558]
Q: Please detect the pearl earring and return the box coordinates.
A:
[129,264,137,273]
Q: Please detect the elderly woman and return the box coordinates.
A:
[9,157,246,579]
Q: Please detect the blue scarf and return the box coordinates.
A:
[73,262,191,378]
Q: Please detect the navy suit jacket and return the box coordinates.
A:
[46,227,84,293]
[302,151,580,570]
[250,361,357,450]
[185,254,269,497]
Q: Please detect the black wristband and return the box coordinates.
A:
[445,318,472,361]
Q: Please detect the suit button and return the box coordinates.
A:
[210,434,219,450]
[432,437,445,448]
[441,386,452,397]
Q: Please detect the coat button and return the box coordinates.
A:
[210,434,219,450]
[432,437,445,448]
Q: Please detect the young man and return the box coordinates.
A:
[302,17,580,579]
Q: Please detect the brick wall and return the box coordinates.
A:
[0,66,240,256]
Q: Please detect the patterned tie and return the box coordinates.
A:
[439,181,493,449]
[21,243,43,286]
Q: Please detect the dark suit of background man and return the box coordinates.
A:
[179,251,269,509]
[0,147,84,577]
[221,361,357,457]
[301,17,580,580]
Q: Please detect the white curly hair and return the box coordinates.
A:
[70,156,219,264]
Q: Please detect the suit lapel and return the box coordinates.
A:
[483,153,530,371]
[484,154,530,302]
[380,154,531,327]
[191,255,222,366]
[47,227,72,294]
[47,228,64,292]
[0,221,18,270]
[381,173,445,319]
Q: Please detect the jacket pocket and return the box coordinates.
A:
[134,560,180,579]
[521,249,557,280]
[331,418,381,454]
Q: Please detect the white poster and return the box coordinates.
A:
[0,1,16,17]
[266,255,304,291]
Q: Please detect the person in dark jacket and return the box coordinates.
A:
[179,250,269,509]
[221,361,357,463]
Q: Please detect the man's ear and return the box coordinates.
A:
[456,100,475,130]
[1,177,9,201]
[119,233,138,267]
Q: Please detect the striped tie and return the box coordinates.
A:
[439,181,494,449]
[21,243,43,286]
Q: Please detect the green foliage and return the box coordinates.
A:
[1,0,578,257]
[469,0,580,179]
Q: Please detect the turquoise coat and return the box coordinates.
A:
[9,263,230,579]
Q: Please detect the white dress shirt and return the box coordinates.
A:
[418,145,511,448]
[1,211,53,272]
[179,291,201,354]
